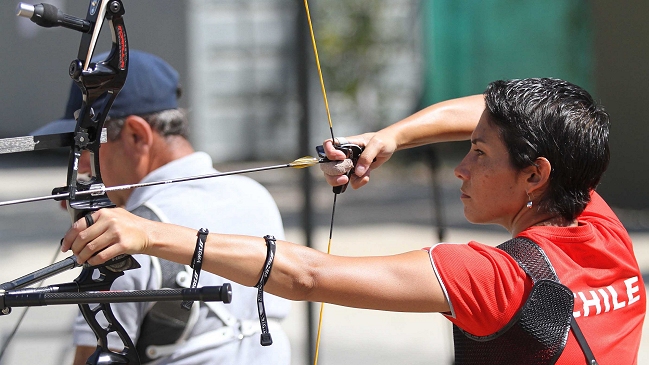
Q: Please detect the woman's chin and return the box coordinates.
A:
[463,210,485,225]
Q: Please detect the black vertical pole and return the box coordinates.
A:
[426,146,446,243]
[296,0,316,362]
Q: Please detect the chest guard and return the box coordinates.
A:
[452,237,575,365]
[130,205,196,364]
[130,204,261,364]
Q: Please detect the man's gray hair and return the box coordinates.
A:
[105,108,189,141]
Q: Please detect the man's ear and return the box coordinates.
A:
[122,115,153,151]
[524,157,552,196]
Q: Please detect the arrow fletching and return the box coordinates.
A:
[288,156,320,168]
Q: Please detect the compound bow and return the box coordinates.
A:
[0,2,231,364]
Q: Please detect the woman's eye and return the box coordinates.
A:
[473,149,484,156]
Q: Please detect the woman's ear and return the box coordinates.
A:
[524,157,552,196]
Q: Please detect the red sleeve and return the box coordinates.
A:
[430,242,533,336]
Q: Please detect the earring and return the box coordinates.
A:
[526,192,533,209]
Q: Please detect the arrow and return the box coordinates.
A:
[0,156,323,208]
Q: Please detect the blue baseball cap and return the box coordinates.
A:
[32,50,180,135]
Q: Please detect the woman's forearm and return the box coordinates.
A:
[63,209,448,312]
[142,220,447,312]
[143,221,321,301]
[385,94,485,151]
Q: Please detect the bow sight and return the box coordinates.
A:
[0,2,233,365]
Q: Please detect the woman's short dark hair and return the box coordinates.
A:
[484,78,610,221]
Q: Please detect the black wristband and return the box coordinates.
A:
[256,235,276,346]
[181,228,209,310]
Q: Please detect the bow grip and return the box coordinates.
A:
[316,143,363,194]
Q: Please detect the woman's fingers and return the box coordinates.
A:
[61,211,93,253]
[74,224,111,264]
[85,240,129,267]
[61,208,147,265]
[349,172,371,189]
[352,133,396,185]
[322,139,349,160]
[323,173,350,187]
[321,133,376,188]
[322,134,372,158]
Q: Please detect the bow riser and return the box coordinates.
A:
[15,2,140,364]
[61,0,128,222]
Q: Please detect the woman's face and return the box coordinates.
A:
[454,111,529,229]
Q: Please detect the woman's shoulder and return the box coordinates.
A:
[430,241,532,335]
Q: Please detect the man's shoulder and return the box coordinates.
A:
[162,174,275,204]
[222,174,273,193]
[153,152,275,197]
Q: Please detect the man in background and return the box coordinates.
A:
[35,50,291,365]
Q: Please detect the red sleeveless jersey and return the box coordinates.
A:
[429,191,645,364]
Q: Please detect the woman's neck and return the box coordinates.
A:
[510,211,577,236]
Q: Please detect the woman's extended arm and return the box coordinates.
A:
[62,208,450,313]
[323,94,485,189]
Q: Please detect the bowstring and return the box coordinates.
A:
[302,1,336,364]
[303,0,335,142]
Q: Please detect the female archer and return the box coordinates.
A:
[63,78,645,364]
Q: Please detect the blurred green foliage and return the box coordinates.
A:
[314,0,384,98]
